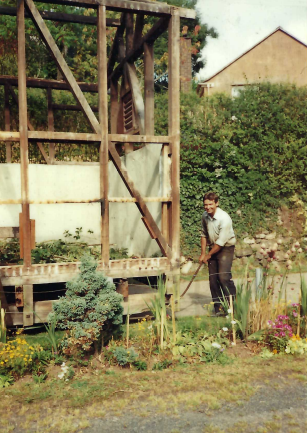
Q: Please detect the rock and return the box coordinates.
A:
[243,237,255,244]
[255,233,266,239]
[235,247,253,258]
[265,232,276,240]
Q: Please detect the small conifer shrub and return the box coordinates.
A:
[51,256,123,355]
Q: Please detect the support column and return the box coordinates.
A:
[4,83,12,162]
[168,9,181,299]
[98,5,109,268]
[144,42,154,135]
[23,285,34,326]
[17,0,31,268]
[47,87,55,163]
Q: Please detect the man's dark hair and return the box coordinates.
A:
[203,192,219,203]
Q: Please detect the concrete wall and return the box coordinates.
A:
[0,143,165,257]
[201,30,307,96]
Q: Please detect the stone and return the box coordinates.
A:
[265,232,276,240]
[235,247,253,258]
[243,237,255,244]
[255,233,266,239]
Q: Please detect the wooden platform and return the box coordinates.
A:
[4,283,157,326]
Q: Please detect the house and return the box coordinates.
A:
[197,27,307,97]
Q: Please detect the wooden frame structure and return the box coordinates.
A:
[0,0,195,326]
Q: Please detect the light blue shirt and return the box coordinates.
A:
[201,207,236,247]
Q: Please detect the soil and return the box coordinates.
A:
[83,376,307,433]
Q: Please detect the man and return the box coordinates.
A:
[199,192,236,315]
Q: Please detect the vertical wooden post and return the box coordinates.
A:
[110,80,119,134]
[4,82,12,163]
[47,87,55,163]
[17,0,31,268]
[144,42,154,135]
[98,5,109,268]
[168,9,180,265]
[23,285,34,326]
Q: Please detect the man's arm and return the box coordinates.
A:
[199,240,222,264]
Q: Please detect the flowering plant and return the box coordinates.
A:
[266,315,293,352]
[285,335,307,355]
[0,338,37,377]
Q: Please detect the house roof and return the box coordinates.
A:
[198,27,307,85]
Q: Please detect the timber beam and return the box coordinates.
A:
[32,0,196,19]
[109,16,170,84]
[0,6,121,26]
[0,75,98,92]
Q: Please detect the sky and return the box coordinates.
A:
[195,0,307,81]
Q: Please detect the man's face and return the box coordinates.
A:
[204,199,218,216]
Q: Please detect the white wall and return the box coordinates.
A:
[0,144,166,257]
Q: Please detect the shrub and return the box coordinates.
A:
[110,346,138,367]
[51,256,123,355]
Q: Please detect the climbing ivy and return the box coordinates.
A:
[155,83,307,258]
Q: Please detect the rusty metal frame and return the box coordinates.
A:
[0,0,195,324]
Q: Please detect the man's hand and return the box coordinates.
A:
[199,253,211,264]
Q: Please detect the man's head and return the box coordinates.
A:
[203,192,219,217]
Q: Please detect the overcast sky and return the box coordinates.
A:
[196,0,307,81]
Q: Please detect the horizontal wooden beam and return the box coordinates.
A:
[109,17,170,83]
[0,257,171,286]
[52,103,98,112]
[32,0,196,19]
[28,131,101,142]
[0,131,171,144]
[109,134,170,143]
[0,197,171,205]
[0,6,120,26]
[109,197,171,203]
[0,75,98,92]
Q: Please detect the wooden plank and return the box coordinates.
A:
[0,227,20,238]
[162,144,171,244]
[125,12,134,53]
[18,0,31,268]
[7,83,50,164]
[109,17,169,83]
[144,43,154,135]
[4,83,12,163]
[109,197,171,203]
[125,63,145,134]
[30,219,35,249]
[0,279,13,327]
[27,131,101,142]
[51,103,98,112]
[168,9,181,267]
[25,0,101,135]
[0,197,171,205]
[47,87,55,163]
[0,131,20,141]
[19,213,24,259]
[0,75,98,92]
[109,134,169,143]
[108,141,172,259]
[33,0,196,19]
[0,6,121,26]
[23,284,33,326]
[133,15,144,49]
[107,14,126,78]
[98,5,109,268]
[110,80,119,133]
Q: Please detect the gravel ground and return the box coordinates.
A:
[83,378,307,433]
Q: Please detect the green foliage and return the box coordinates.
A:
[108,346,138,367]
[152,359,172,370]
[155,83,307,257]
[51,256,123,355]
[233,283,252,338]
[300,275,307,317]
[0,373,14,388]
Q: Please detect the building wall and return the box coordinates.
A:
[202,31,307,96]
[0,143,167,258]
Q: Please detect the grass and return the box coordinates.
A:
[0,354,306,432]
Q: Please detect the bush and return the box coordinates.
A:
[51,256,123,355]
[155,84,307,257]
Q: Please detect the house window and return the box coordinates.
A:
[231,85,246,98]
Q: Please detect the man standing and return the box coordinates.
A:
[199,192,236,315]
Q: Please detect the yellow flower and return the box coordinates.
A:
[273,349,277,354]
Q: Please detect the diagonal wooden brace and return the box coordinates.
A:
[108,141,172,260]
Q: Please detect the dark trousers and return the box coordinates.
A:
[208,246,236,313]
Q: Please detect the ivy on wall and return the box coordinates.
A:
[155,83,307,258]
